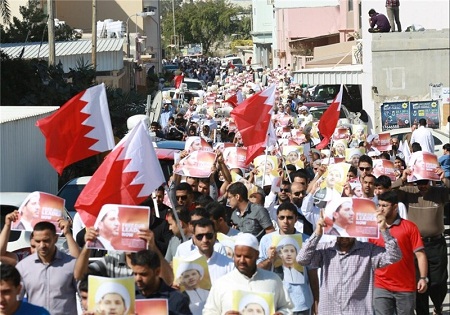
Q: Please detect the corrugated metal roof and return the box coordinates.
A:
[0,106,60,123]
[0,38,124,59]
[293,64,363,85]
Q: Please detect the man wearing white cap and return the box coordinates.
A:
[203,233,293,315]
[94,282,130,315]
[324,197,354,237]
[90,205,120,250]
[296,209,402,314]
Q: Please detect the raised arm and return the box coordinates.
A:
[73,227,97,281]
[58,218,80,258]
[0,211,19,265]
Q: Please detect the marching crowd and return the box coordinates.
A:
[0,64,449,315]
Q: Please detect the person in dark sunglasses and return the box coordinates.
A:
[358,154,373,182]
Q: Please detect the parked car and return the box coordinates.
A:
[220,57,244,68]
[303,102,351,121]
[389,128,448,156]
[0,192,72,260]
[310,84,365,120]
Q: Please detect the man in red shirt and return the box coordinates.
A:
[370,191,428,315]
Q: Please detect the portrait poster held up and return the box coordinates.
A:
[253,155,280,187]
[173,151,217,178]
[184,136,214,153]
[232,290,275,315]
[88,276,135,315]
[271,234,305,284]
[282,145,305,169]
[88,275,135,315]
[87,204,150,252]
[223,147,248,169]
[173,253,211,291]
[313,162,351,205]
[373,159,397,181]
[407,151,441,182]
[323,197,379,239]
[173,253,211,314]
[135,299,168,315]
[216,232,236,259]
[351,124,367,142]
[370,133,392,152]
[11,191,65,233]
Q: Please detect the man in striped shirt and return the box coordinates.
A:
[297,210,402,314]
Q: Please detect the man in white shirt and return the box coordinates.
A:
[410,118,435,153]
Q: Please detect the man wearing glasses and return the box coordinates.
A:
[191,218,234,283]
[257,202,319,315]
[266,181,292,229]
[175,182,196,210]
[358,154,374,182]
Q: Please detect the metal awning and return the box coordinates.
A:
[293,64,363,85]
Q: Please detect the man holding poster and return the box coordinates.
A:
[296,210,402,314]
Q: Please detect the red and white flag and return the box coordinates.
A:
[75,120,165,227]
[231,84,276,164]
[36,83,115,174]
[316,84,343,149]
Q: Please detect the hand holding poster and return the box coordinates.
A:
[232,290,275,315]
[173,254,211,315]
[271,234,304,284]
[87,204,150,252]
[223,147,248,169]
[373,159,397,181]
[174,151,217,178]
[313,163,351,206]
[11,192,65,233]
[370,133,392,152]
[323,197,378,238]
[88,275,135,315]
[407,151,440,182]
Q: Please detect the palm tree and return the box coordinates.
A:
[1,0,11,24]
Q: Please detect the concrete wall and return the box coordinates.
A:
[361,0,450,133]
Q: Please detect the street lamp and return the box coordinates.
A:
[126,10,155,58]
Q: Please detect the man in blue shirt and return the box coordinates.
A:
[0,264,50,315]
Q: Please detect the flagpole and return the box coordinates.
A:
[274,140,292,183]
[163,184,187,242]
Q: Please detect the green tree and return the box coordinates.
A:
[162,0,242,55]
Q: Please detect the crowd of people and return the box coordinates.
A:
[0,59,449,315]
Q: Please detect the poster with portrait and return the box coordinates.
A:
[332,139,348,157]
[351,124,368,142]
[323,197,378,239]
[223,147,248,169]
[290,129,308,144]
[11,192,65,233]
[87,204,150,252]
[313,163,351,205]
[185,136,213,153]
[173,253,211,314]
[381,102,411,131]
[270,234,304,284]
[282,145,304,169]
[135,299,168,315]
[407,151,440,182]
[345,148,365,166]
[88,275,135,315]
[309,122,321,146]
[370,133,392,152]
[332,126,351,141]
[174,151,217,178]
[410,101,440,129]
[253,155,280,187]
[231,290,275,315]
[373,159,397,181]
[216,232,236,259]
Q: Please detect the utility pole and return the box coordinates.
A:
[47,0,55,66]
[172,0,176,56]
[92,0,97,75]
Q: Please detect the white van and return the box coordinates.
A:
[220,57,243,68]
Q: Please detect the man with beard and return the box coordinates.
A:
[290,182,313,235]
[266,181,292,230]
[395,169,449,315]
[257,202,318,315]
[324,198,354,237]
[132,249,192,315]
[361,174,376,200]
[16,221,77,315]
[90,205,120,250]
[203,233,293,314]
[297,210,402,314]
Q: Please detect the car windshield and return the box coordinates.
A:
[310,107,347,120]
[185,81,203,90]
